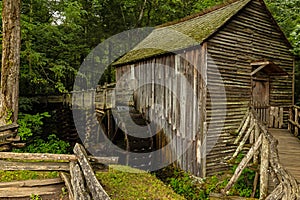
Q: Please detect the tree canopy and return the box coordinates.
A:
[0,0,299,102]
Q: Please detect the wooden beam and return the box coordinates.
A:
[70,161,91,200]
[236,110,249,134]
[293,105,300,110]
[73,143,110,200]
[288,120,300,129]
[60,172,74,200]
[0,123,18,132]
[232,122,255,159]
[234,113,250,144]
[222,134,263,194]
[0,152,77,162]
[0,160,69,171]
[250,64,268,76]
[0,152,118,165]
[88,156,118,164]
[0,178,63,187]
[251,171,259,198]
[250,61,271,66]
[265,183,284,200]
[0,185,63,198]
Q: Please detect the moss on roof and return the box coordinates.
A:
[114,0,251,66]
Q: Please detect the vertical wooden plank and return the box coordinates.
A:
[202,122,207,177]
[165,56,169,119]
[185,51,191,172]
[192,49,198,174]
[295,107,299,136]
[175,55,180,131]
[144,61,148,116]
[196,46,202,177]
[172,55,176,130]
[182,52,187,171]
[143,61,147,118]
[152,58,156,120]
[269,106,274,128]
[201,43,207,177]
[274,107,279,128]
[279,107,284,129]
[292,59,295,106]
[168,56,172,127]
[260,136,269,199]
[288,106,292,131]
[170,55,176,163]
[137,63,141,111]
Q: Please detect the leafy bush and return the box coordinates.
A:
[15,112,71,154]
[18,112,51,141]
[228,166,258,197]
[14,134,70,154]
[155,166,206,200]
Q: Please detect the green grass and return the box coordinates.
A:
[96,165,185,200]
[0,170,59,182]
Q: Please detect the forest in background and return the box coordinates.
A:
[0,0,299,103]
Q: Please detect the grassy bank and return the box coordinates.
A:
[96,165,185,200]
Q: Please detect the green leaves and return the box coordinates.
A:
[290,25,300,55]
[19,0,89,95]
[2,0,297,99]
[17,112,50,141]
[17,134,71,154]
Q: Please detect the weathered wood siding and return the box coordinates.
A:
[116,48,207,176]
[205,0,294,175]
[115,0,294,177]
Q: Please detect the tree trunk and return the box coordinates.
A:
[0,0,21,125]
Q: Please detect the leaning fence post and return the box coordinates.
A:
[223,134,263,194]
[73,143,111,200]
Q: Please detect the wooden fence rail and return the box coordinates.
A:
[223,108,300,199]
[288,105,300,136]
[0,143,117,199]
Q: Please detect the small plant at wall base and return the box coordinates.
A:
[228,153,259,198]
[167,170,206,199]
[154,160,258,199]
[154,165,208,199]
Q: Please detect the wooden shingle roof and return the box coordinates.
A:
[114,0,251,66]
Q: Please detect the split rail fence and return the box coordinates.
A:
[222,108,300,199]
[0,143,117,199]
